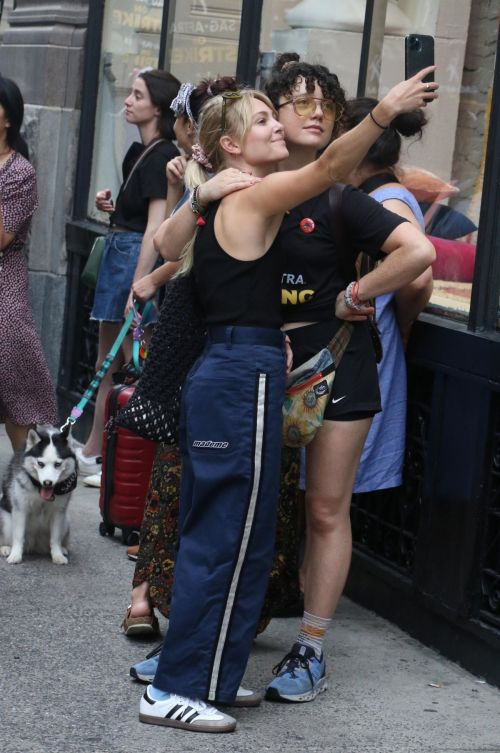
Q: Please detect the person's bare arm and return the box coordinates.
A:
[153,169,261,260]
[394,268,433,346]
[335,222,436,321]
[380,197,433,344]
[164,156,188,219]
[133,198,166,282]
[132,260,181,302]
[123,198,166,316]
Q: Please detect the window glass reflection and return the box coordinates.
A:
[88,0,165,221]
[259,0,499,319]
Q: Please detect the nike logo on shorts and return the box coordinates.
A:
[331,395,347,404]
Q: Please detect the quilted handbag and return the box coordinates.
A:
[114,273,207,443]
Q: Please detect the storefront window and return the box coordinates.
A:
[166,0,242,83]
[258,0,500,321]
[88,0,165,221]
[88,0,242,222]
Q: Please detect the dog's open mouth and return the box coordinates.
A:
[40,486,55,501]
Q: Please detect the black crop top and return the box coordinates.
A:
[193,201,284,329]
[111,140,179,233]
[279,184,406,323]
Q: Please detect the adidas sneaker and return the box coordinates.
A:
[131,648,261,706]
[139,686,236,733]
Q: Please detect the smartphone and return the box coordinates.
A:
[405,34,434,82]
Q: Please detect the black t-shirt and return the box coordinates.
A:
[111,140,179,233]
[193,201,284,329]
[279,184,406,322]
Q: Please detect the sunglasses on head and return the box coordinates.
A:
[277,95,341,122]
[220,89,243,132]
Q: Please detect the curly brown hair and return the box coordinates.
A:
[264,52,347,137]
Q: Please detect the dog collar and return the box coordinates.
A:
[27,470,78,496]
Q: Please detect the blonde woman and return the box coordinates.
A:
[140,78,436,733]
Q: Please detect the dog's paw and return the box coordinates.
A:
[0,546,11,557]
[6,550,23,564]
[51,552,69,565]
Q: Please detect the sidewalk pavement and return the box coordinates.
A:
[1,425,500,753]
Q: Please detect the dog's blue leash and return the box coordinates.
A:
[60,300,153,433]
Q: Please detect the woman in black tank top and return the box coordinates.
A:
[144,81,436,730]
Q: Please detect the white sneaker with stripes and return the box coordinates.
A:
[139,686,237,733]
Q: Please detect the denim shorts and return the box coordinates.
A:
[90,231,156,324]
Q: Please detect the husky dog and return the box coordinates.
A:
[0,426,78,565]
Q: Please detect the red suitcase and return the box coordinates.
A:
[98,384,157,544]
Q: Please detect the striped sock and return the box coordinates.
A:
[296,611,331,659]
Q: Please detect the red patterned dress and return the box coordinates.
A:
[0,152,58,425]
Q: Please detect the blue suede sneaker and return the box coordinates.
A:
[130,644,262,707]
[130,644,161,683]
[265,642,327,703]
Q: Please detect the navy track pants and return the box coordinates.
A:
[153,326,285,702]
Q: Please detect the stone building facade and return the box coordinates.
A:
[0,1,88,378]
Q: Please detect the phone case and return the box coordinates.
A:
[405,34,434,82]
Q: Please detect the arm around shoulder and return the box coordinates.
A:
[394,266,433,341]
[153,200,197,261]
[358,222,435,301]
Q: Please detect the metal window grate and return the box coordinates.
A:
[72,285,99,396]
[351,365,434,576]
[479,393,500,625]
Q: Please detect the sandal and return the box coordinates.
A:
[121,605,160,636]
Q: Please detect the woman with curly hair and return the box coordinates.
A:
[262,53,436,703]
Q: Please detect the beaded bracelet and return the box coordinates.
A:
[344,281,366,311]
[189,185,207,216]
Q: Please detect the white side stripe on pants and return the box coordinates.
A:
[208,372,267,700]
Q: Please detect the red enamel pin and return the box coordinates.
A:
[299,217,315,234]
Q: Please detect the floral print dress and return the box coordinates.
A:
[0,152,58,425]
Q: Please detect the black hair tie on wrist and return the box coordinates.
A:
[369,110,389,130]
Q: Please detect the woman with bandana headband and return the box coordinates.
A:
[124,76,304,649]
[122,76,261,634]
[131,76,258,302]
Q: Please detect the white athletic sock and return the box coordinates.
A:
[296,611,331,659]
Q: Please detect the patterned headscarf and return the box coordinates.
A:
[170,82,196,125]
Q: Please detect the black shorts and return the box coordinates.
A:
[287,319,381,421]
